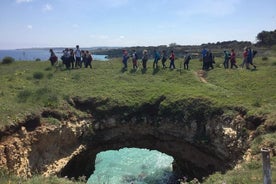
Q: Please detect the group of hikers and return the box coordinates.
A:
[201,47,257,71]
[49,45,257,71]
[122,49,192,70]
[49,45,93,69]
[121,47,256,71]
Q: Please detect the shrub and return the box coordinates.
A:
[2,56,15,64]
[17,89,32,103]
[262,56,268,61]
[47,73,54,79]
[44,94,59,107]
[45,67,52,71]
[33,72,44,79]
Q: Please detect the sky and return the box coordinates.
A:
[0,0,276,49]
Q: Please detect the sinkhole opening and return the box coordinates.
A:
[87,148,175,184]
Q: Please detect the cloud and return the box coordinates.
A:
[27,25,33,29]
[16,0,32,3]
[43,3,53,12]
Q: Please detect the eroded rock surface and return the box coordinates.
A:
[0,97,263,181]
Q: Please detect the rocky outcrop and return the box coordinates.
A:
[0,114,89,178]
[0,97,262,182]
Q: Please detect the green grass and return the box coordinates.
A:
[0,55,276,183]
[0,56,275,127]
[203,157,276,184]
[0,169,85,184]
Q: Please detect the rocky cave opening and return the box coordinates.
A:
[57,97,250,182]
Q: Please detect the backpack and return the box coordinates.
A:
[253,50,257,58]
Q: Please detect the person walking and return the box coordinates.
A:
[122,49,129,69]
[132,50,138,69]
[201,48,208,70]
[153,49,160,69]
[247,47,257,69]
[223,50,230,69]
[184,54,192,70]
[241,47,248,68]
[69,49,75,69]
[169,50,175,69]
[161,50,167,69]
[142,50,148,69]
[230,49,238,69]
[85,50,93,68]
[75,45,82,68]
[49,49,57,66]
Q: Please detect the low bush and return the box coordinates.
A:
[33,72,44,79]
[17,89,32,103]
[2,56,15,64]
[262,56,268,61]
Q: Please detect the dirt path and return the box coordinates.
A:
[195,70,208,83]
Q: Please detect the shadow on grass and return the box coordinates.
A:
[152,67,160,75]
[121,67,128,73]
[141,68,147,74]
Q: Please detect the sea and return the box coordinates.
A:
[0,48,108,61]
[87,148,174,184]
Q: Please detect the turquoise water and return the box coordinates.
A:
[87,148,174,184]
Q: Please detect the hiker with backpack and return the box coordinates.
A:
[247,47,257,69]
[230,49,238,69]
[223,50,230,69]
[49,49,57,66]
[153,49,160,69]
[184,53,192,70]
[161,50,167,69]
[61,48,70,69]
[169,50,176,69]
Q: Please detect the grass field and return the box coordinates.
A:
[0,55,275,126]
[0,53,276,183]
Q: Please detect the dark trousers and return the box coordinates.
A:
[169,59,175,69]
[142,60,147,69]
[224,59,229,69]
[184,61,189,70]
